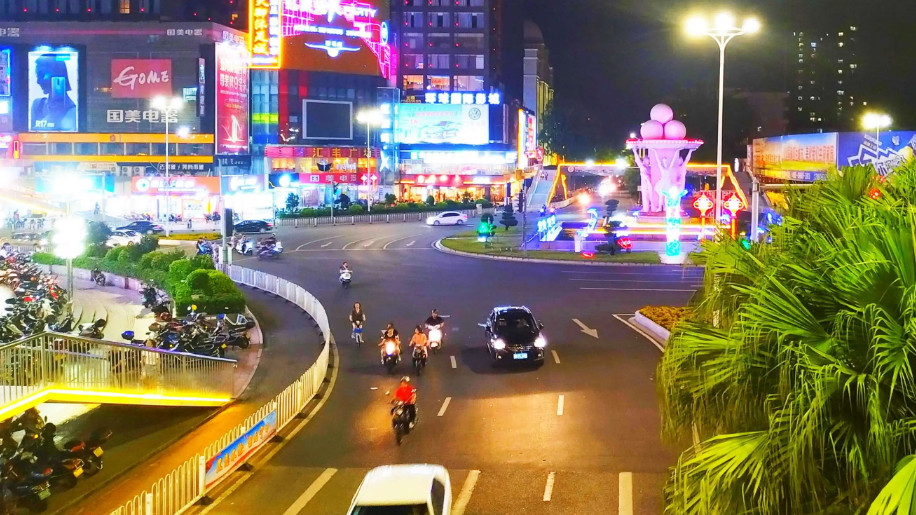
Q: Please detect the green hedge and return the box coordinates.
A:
[278,199,492,219]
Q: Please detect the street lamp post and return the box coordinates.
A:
[685,12,760,223]
[356,109,383,211]
[151,96,184,237]
[862,111,892,147]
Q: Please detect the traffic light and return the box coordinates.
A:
[223,208,234,237]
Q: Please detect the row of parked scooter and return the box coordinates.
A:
[0,408,112,513]
[0,253,74,344]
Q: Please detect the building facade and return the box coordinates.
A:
[522,19,551,121]
[0,0,244,28]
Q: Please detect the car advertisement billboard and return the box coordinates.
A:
[28,49,79,132]
[0,48,10,132]
[215,41,250,155]
[751,132,837,182]
[396,104,489,146]
[837,131,916,177]
[250,0,391,77]
[110,59,172,99]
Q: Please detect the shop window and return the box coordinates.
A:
[454,75,484,91]
[428,54,450,69]
[22,143,47,156]
[403,53,425,69]
[427,75,450,91]
[456,13,484,29]
[403,33,424,50]
[404,12,423,28]
[403,75,424,91]
[75,142,97,155]
[428,12,449,28]
[126,143,150,155]
[50,142,73,154]
[101,142,123,155]
[456,34,484,52]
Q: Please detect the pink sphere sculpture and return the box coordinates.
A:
[664,120,687,139]
[640,120,665,139]
[650,104,674,124]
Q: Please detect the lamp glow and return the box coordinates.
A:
[714,12,736,30]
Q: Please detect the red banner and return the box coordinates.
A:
[215,42,250,155]
[110,59,172,99]
[264,146,377,158]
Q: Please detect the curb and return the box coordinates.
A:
[434,239,702,267]
[632,311,671,347]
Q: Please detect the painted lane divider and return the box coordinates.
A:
[281,468,338,515]
[619,472,634,515]
[406,240,415,247]
[551,350,560,364]
[452,470,480,515]
[450,355,457,369]
[543,471,556,501]
[557,395,565,416]
[321,241,333,248]
[437,397,451,417]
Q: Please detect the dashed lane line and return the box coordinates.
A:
[543,472,556,502]
[557,395,565,416]
[437,397,451,417]
[362,239,377,247]
[294,235,339,251]
[450,355,457,368]
[405,240,416,247]
[551,350,560,364]
[382,234,423,250]
[619,472,634,515]
[452,470,480,515]
[281,468,338,515]
[321,241,333,248]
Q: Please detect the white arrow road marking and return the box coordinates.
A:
[572,318,599,339]
[557,395,565,416]
[406,240,416,246]
[452,470,480,515]
[437,397,451,417]
[362,239,376,247]
[543,472,556,501]
[321,241,333,248]
[551,350,560,364]
[619,472,634,515]
[450,355,457,368]
[282,468,338,515]
[295,235,338,251]
[383,235,422,249]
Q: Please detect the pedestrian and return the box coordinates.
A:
[187,218,193,229]
[141,340,160,388]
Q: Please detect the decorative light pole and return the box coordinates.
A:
[663,187,687,258]
[356,108,383,211]
[693,189,715,239]
[722,192,745,239]
[151,96,184,236]
[685,12,760,222]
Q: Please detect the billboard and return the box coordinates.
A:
[215,42,250,155]
[28,49,79,132]
[0,48,9,97]
[110,59,172,98]
[251,0,392,77]
[837,131,916,176]
[303,100,352,140]
[205,410,277,489]
[751,133,837,182]
[396,104,489,146]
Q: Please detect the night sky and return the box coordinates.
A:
[523,0,916,150]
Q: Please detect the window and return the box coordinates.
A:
[428,54,449,69]
[455,54,484,69]
[428,33,451,50]
[456,12,484,28]
[403,75,424,91]
[429,0,449,5]
[428,12,450,27]
[454,75,484,91]
[404,12,423,27]
[119,0,130,13]
[405,0,424,4]
[403,33,424,50]
[455,0,484,5]
[403,54,425,69]
[456,34,484,51]
[126,143,150,155]
[427,75,450,91]
[51,142,74,154]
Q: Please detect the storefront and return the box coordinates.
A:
[220,174,272,221]
[129,176,220,220]
[399,173,508,203]
[396,149,517,202]
[265,146,378,207]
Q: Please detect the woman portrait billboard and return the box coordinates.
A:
[28,50,79,132]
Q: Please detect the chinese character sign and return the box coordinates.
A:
[28,49,79,132]
[249,0,282,68]
[215,41,250,155]
[110,59,172,98]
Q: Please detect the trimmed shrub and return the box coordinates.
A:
[348,204,365,214]
[31,252,64,265]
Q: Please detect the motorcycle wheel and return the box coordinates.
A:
[237,336,250,349]
[27,498,47,513]
[386,360,397,374]
[83,456,102,476]
[414,359,422,376]
[395,425,403,445]
[62,472,78,489]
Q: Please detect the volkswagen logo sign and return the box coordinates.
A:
[468,108,482,120]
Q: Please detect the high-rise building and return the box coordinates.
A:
[522,19,552,121]
[0,0,244,28]
[789,25,866,133]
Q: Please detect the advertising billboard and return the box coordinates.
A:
[205,410,277,489]
[28,49,79,132]
[250,0,391,77]
[751,132,837,182]
[110,59,172,98]
[303,100,352,140]
[396,104,489,146]
[0,48,10,132]
[837,131,916,176]
[215,42,250,155]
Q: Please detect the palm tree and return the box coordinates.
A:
[659,163,916,514]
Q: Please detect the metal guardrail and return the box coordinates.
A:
[274,208,485,226]
[0,333,236,419]
[111,265,332,515]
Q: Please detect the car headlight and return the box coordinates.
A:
[534,336,547,348]
[492,338,506,350]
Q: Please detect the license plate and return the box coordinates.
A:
[37,488,51,500]
[93,447,104,457]
[513,352,527,360]
[73,467,83,478]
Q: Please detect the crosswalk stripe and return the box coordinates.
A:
[452,470,480,515]
[619,472,633,515]
[282,468,338,515]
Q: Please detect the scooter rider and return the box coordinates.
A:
[409,325,429,358]
[392,376,417,428]
[350,302,366,337]
[425,309,445,329]
[339,261,351,273]
[379,323,401,356]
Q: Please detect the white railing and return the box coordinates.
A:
[110,265,332,515]
[274,207,486,226]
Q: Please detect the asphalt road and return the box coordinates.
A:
[192,219,701,514]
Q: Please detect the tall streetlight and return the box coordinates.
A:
[151,96,184,236]
[862,112,891,144]
[685,12,760,222]
[356,108,383,211]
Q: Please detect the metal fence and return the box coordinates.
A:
[274,208,484,227]
[0,333,236,412]
[110,265,332,515]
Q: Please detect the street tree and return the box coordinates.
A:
[499,204,518,231]
[660,163,916,514]
[285,192,300,213]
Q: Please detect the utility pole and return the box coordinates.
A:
[330,181,336,225]
[520,184,527,257]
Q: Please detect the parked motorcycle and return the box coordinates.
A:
[62,427,113,476]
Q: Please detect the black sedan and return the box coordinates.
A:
[234,220,273,233]
[116,221,164,234]
[480,306,547,366]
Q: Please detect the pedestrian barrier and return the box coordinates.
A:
[109,264,332,515]
[274,208,485,227]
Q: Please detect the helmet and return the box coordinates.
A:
[400,376,411,383]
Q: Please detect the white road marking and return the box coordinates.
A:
[292,248,435,252]
[362,239,376,247]
[551,350,560,364]
[452,470,480,515]
[619,472,634,515]
[437,397,451,417]
[382,234,422,250]
[570,278,700,283]
[572,318,599,339]
[450,355,457,368]
[281,468,338,515]
[561,270,703,275]
[406,240,416,246]
[341,239,365,250]
[321,241,333,248]
[294,236,339,251]
[543,471,556,501]
[557,395,565,416]
[580,287,697,292]
[612,314,665,352]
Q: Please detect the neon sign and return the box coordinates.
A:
[424,91,500,105]
[250,0,282,68]
[663,188,687,257]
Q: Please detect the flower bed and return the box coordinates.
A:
[638,306,691,331]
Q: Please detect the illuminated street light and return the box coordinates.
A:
[862,112,892,143]
[53,216,86,296]
[150,96,184,237]
[685,12,760,222]
[356,108,383,211]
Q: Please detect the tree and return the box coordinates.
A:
[499,204,518,231]
[285,192,300,213]
[86,221,112,247]
[623,168,640,200]
[338,193,351,209]
[659,163,916,514]
[425,195,435,206]
[384,193,397,205]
